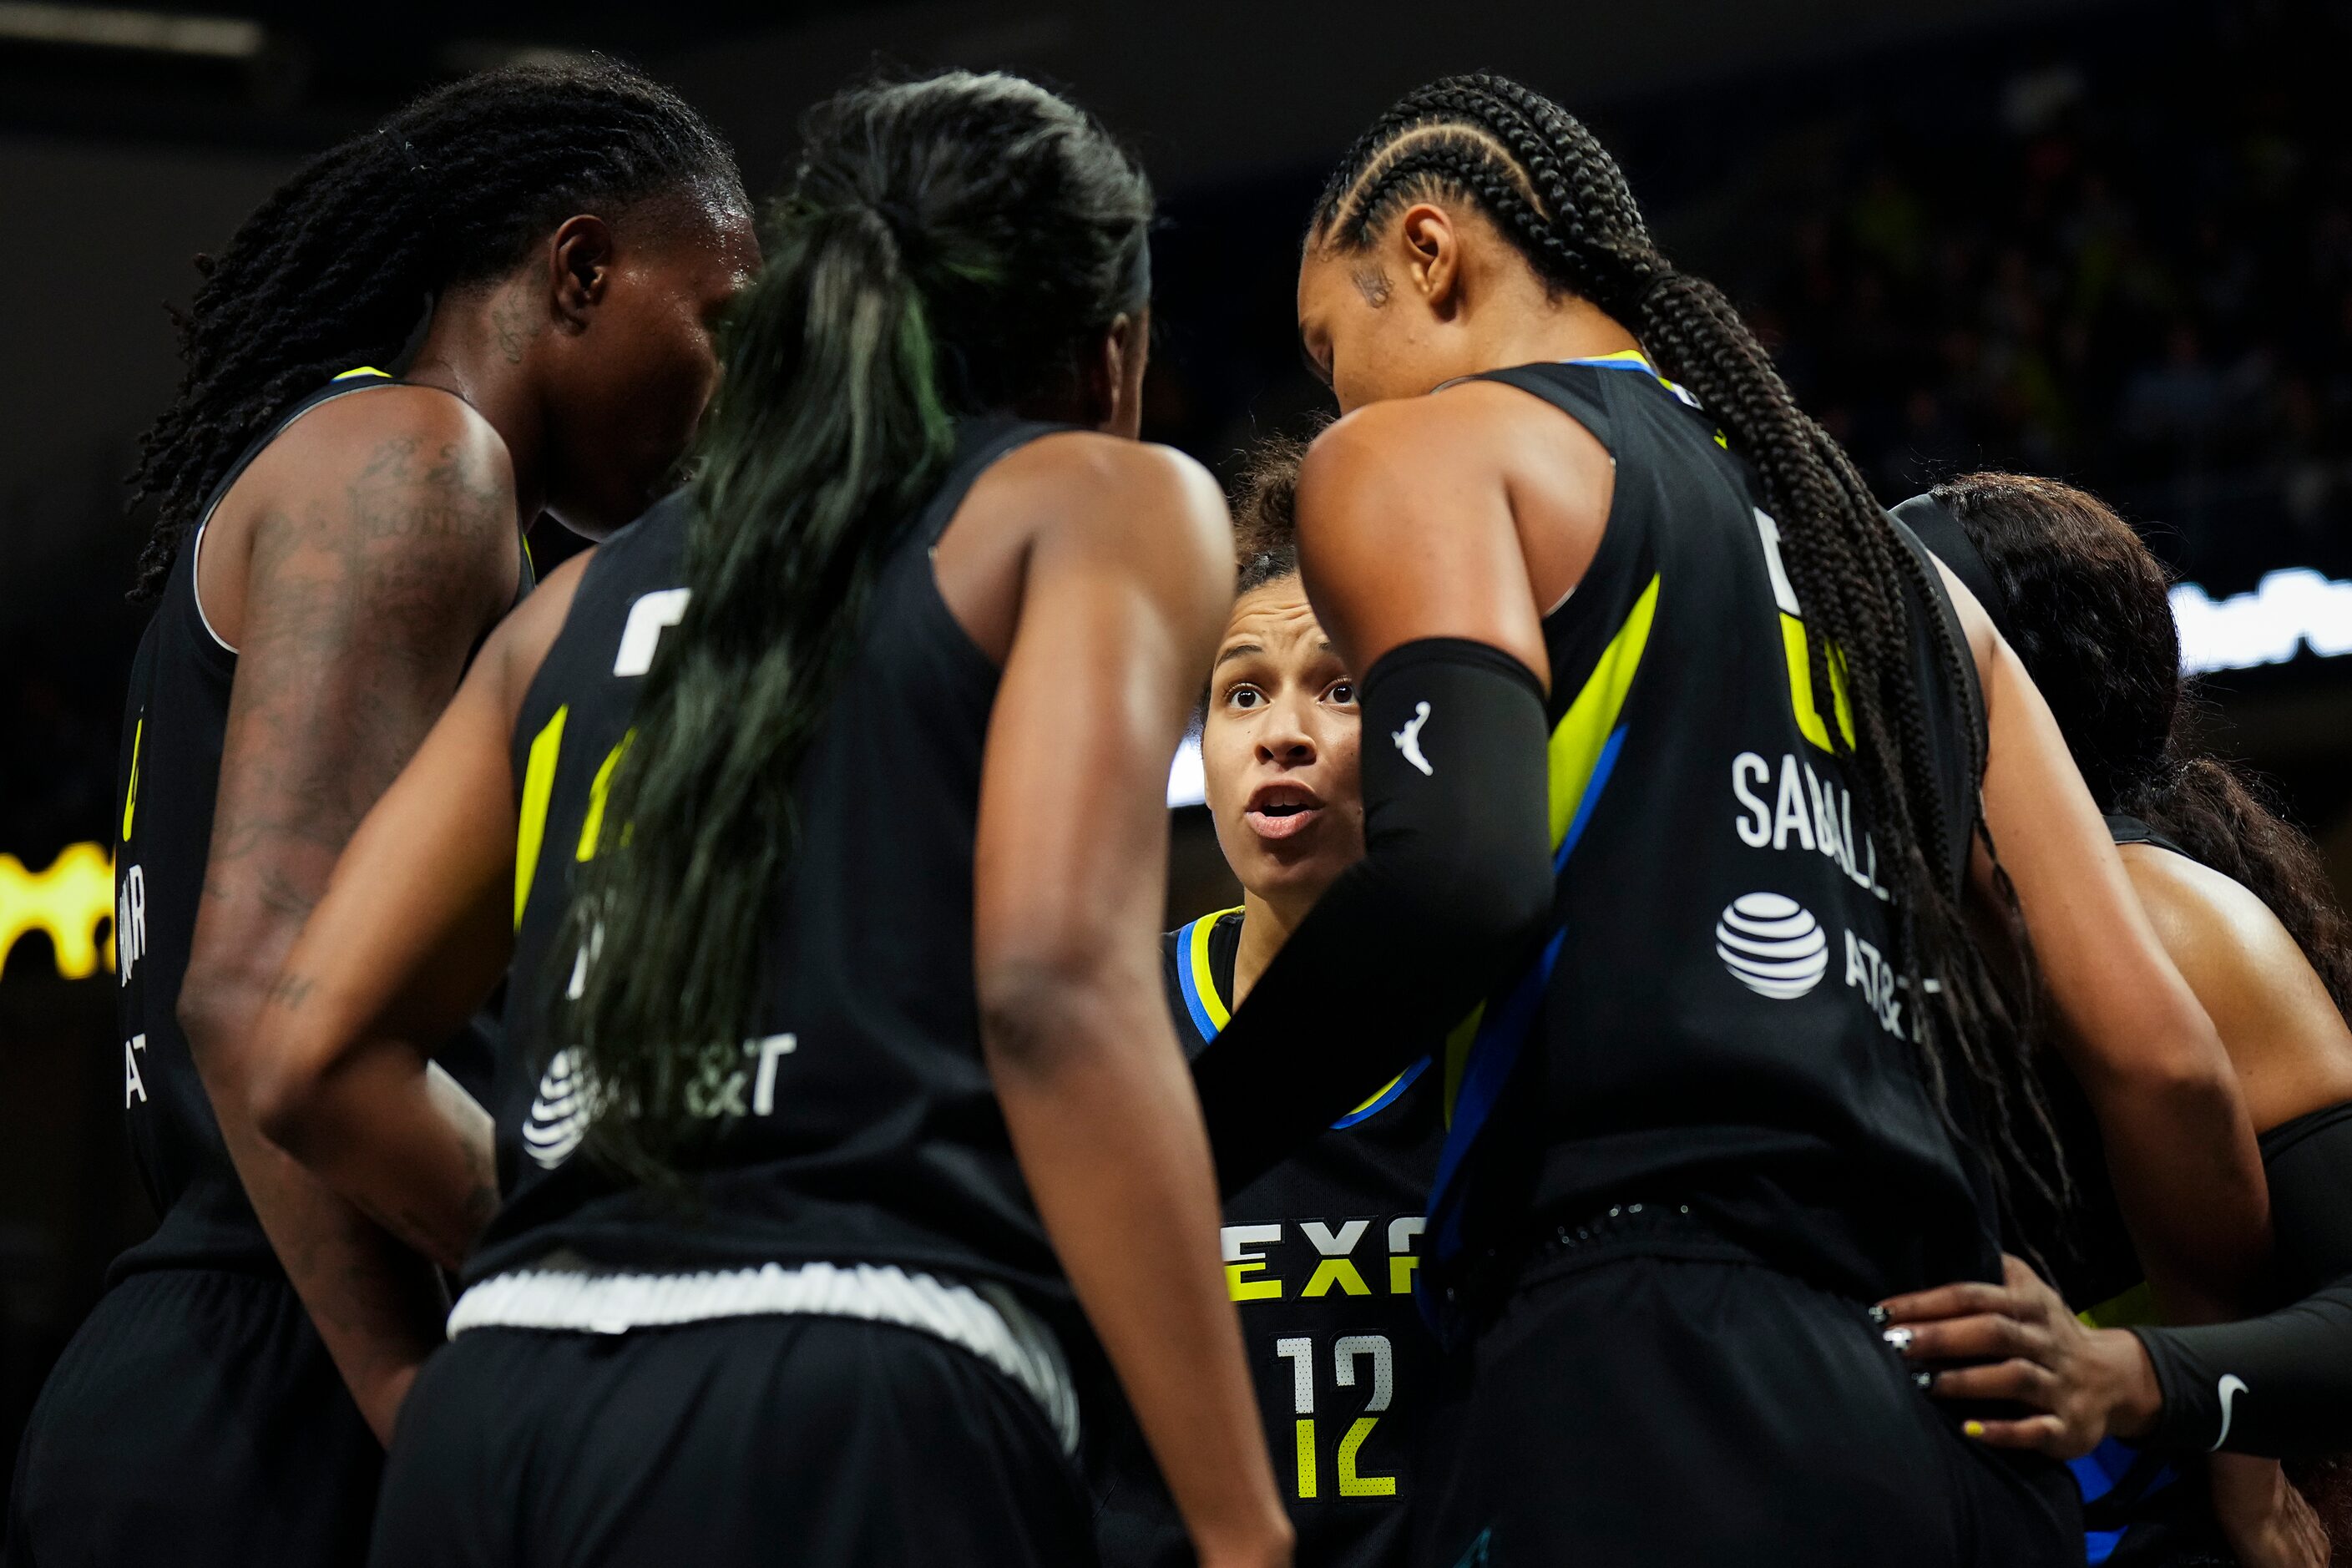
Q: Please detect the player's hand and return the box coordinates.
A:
[2209,1454,2328,1568]
[1875,1252,2162,1459]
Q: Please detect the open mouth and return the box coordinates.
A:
[1244,782,1323,842]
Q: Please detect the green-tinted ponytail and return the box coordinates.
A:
[560,72,1151,1183]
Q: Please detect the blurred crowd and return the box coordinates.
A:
[1713,0,2352,589]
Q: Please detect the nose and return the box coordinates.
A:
[1256,695,1318,767]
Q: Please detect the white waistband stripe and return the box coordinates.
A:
[449,1262,1078,1453]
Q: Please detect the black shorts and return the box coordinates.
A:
[6,1267,382,1568]
[1414,1237,2084,1567]
[373,1314,1095,1567]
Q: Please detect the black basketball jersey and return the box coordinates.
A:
[111,368,525,1282]
[471,418,1076,1327]
[1428,353,1997,1317]
[1094,909,1440,1568]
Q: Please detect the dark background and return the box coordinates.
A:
[5,0,2350,1483]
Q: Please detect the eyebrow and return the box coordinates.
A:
[1213,642,1264,670]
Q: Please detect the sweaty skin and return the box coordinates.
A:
[1201,578,1364,1000]
[1287,194,2266,1326]
[250,321,1295,1568]
[179,200,754,1443]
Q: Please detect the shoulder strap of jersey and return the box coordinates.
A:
[911,417,1074,551]
[2104,812,2198,862]
[1171,906,1243,1042]
[1464,362,1619,456]
[192,367,401,533]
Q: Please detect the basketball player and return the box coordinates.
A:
[1186,75,2272,1564]
[1097,438,1443,1567]
[1879,474,2352,1565]
[7,62,753,1568]
[240,73,1288,1566]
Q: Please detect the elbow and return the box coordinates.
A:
[248,1053,318,1161]
[1392,841,1554,969]
[975,947,1129,1081]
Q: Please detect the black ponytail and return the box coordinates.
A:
[1936,471,2352,1019]
[561,72,1152,1183]
[127,57,742,601]
[1310,75,2067,1232]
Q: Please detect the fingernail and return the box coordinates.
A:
[1963,1419,1985,1439]
[1882,1327,1914,1351]
[1867,1305,1890,1326]
[1912,1371,1933,1390]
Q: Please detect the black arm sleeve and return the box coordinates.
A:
[1191,636,1555,1196]
[2128,1100,2352,1459]
[2131,1282,2352,1460]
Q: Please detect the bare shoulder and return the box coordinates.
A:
[2122,843,2310,979]
[248,382,514,510]
[979,431,1227,570]
[2121,840,2352,1121]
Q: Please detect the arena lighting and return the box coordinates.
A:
[1169,735,1207,809]
[2171,567,2352,675]
[0,842,114,981]
[0,2,264,58]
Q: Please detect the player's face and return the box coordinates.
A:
[542,196,760,537]
[1202,575,1365,905]
[1297,243,1454,415]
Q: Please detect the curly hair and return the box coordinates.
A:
[1935,471,2352,1016]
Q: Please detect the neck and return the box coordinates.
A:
[1469,292,1642,379]
[403,277,550,523]
[1232,883,1321,1007]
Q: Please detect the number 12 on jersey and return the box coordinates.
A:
[1273,1334,1396,1500]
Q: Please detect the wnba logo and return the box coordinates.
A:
[1714,892,1828,999]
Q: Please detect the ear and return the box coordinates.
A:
[1396,202,1463,316]
[546,213,618,335]
[1086,310,1150,438]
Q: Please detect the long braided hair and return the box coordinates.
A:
[1310,75,2067,1235]
[126,58,743,602]
[560,73,1153,1183]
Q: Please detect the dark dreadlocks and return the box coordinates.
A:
[1308,73,2066,1233]
[126,57,742,602]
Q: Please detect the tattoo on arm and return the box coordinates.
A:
[266,973,316,1012]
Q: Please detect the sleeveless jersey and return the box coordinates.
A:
[1428,353,1996,1319]
[111,368,526,1281]
[1096,909,1441,1567]
[472,418,1075,1328]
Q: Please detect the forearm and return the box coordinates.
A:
[2129,1282,2352,1459]
[261,1041,498,1272]
[986,980,1289,1564]
[185,987,448,1442]
[2091,1066,2271,1324]
[1196,638,1554,1191]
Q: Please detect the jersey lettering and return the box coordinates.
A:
[116,862,145,985]
[612,588,690,676]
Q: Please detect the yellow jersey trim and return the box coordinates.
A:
[514,705,567,928]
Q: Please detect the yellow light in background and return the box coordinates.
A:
[0,842,115,980]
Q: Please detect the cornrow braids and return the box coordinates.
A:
[125,57,744,602]
[1311,74,2069,1242]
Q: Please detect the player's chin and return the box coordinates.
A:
[1239,836,1348,897]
